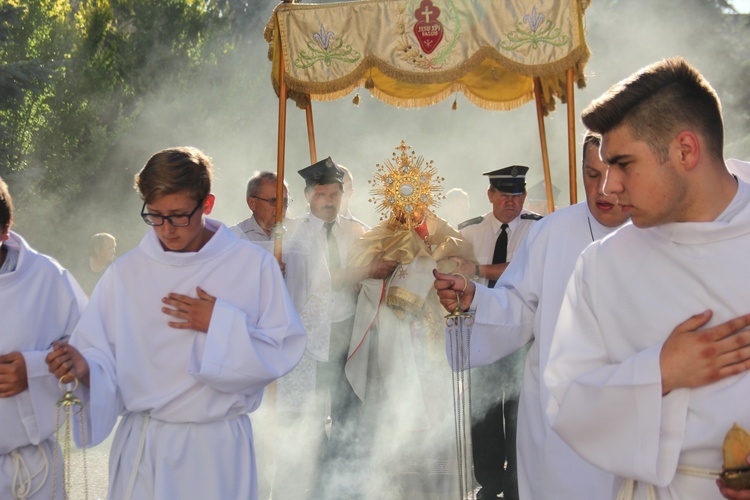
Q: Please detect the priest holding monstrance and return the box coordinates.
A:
[344,141,476,498]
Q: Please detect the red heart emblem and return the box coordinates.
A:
[413,0,444,55]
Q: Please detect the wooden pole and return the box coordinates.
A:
[265,13,287,474]
[566,67,578,205]
[533,77,555,214]
[274,20,288,263]
[305,103,318,164]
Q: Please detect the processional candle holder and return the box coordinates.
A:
[52,377,89,500]
[445,294,475,500]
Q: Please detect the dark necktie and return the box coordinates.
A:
[488,223,508,288]
[324,221,341,269]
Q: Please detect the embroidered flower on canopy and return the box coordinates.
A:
[293,22,361,68]
[313,23,334,50]
[499,6,569,51]
[524,7,544,33]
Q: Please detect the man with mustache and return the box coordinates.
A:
[271,157,394,499]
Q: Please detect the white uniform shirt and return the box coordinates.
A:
[460,209,540,286]
[458,203,623,499]
[546,180,750,499]
[0,232,87,499]
[298,212,367,322]
[229,215,271,242]
[71,220,306,500]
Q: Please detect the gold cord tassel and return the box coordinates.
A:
[352,93,361,106]
[451,96,458,110]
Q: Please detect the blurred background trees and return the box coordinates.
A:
[0,0,268,266]
[1,0,749,272]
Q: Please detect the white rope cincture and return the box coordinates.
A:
[124,413,151,500]
[617,465,722,500]
[616,479,657,500]
[676,464,721,480]
[10,445,49,499]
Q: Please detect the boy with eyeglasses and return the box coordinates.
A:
[46,146,306,500]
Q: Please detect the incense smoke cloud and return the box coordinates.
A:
[10,1,749,498]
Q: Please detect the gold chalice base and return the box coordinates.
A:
[722,467,750,490]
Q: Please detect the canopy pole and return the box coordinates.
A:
[274,25,288,263]
[533,77,555,214]
[266,13,286,469]
[305,103,318,164]
[566,67,578,205]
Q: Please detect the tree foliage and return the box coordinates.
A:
[0,0,269,267]
[0,1,71,173]
[2,0,747,198]
[0,0,748,269]
[0,0,239,191]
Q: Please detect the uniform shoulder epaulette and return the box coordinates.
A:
[344,216,369,230]
[458,216,484,230]
[521,213,543,221]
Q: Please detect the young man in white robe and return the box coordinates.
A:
[542,57,750,499]
[432,132,630,499]
[0,176,87,499]
[46,147,306,500]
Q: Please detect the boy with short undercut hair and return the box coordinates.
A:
[1,176,87,499]
[544,57,750,499]
[47,146,306,500]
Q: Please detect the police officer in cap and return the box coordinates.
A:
[452,165,541,286]
[451,164,542,500]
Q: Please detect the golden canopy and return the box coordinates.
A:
[265,0,594,250]
[265,0,591,114]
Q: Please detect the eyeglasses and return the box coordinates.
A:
[140,200,203,227]
[251,195,292,208]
